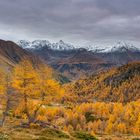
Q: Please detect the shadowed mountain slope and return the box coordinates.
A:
[0,40,42,69]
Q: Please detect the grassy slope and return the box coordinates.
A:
[0,127,70,140]
[0,127,99,140]
[0,127,140,140]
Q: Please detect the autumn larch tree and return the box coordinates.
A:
[12,60,40,124]
[12,60,64,125]
[28,64,64,123]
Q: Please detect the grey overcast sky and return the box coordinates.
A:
[0,0,140,47]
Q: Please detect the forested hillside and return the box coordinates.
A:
[64,62,140,103]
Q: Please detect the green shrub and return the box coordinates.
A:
[73,131,98,140]
[85,112,97,122]
[132,138,140,140]
[0,132,8,140]
[41,128,69,138]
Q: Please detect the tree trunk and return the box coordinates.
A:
[1,97,10,127]
[23,93,45,125]
[24,93,31,124]
[30,92,45,124]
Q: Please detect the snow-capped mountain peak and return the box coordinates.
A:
[17,40,31,48]
[17,40,76,51]
[110,42,140,53]
[59,40,64,44]
[52,40,76,50]
[90,42,140,53]
[17,40,51,49]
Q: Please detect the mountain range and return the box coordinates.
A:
[0,39,140,103]
[18,40,140,52]
[18,40,140,80]
[0,39,140,81]
[17,40,76,51]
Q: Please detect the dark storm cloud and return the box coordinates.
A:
[0,0,140,46]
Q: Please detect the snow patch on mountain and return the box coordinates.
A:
[110,42,140,53]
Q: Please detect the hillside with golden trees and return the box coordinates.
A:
[64,62,140,103]
[0,56,140,139]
